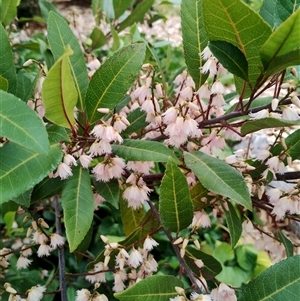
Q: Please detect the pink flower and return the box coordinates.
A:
[123,184,151,209]
[53,162,73,180]
[75,289,91,301]
[93,157,125,182]
[50,233,65,249]
[37,243,51,257]
[16,256,32,269]
[210,283,237,301]
[143,236,159,251]
[79,154,93,168]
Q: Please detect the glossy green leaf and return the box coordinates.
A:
[15,70,40,102]
[117,0,155,32]
[42,46,78,129]
[275,0,300,27]
[1,201,18,236]
[93,178,120,209]
[270,128,300,160]
[120,197,146,236]
[85,43,146,124]
[111,23,121,51]
[122,108,147,136]
[114,275,183,301]
[224,201,242,248]
[209,40,248,81]
[0,0,18,26]
[181,0,208,89]
[0,142,63,204]
[202,0,272,89]
[31,176,64,203]
[236,244,257,271]
[239,255,300,301]
[278,230,294,257]
[48,11,89,109]
[159,158,194,232]
[0,90,50,154]
[61,166,94,252]
[112,139,179,163]
[0,23,17,94]
[263,49,300,78]
[184,151,252,210]
[259,0,276,28]
[241,117,300,136]
[260,10,300,71]
[185,246,222,278]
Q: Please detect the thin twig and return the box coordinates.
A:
[54,196,67,301]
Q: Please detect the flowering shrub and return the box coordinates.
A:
[0,0,300,300]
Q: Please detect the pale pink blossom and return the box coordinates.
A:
[93,293,109,301]
[79,154,93,168]
[201,57,218,76]
[128,247,144,268]
[271,98,279,111]
[191,211,211,228]
[126,161,155,175]
[27,285,46,301]
[173,70,188,85]
[53,162,73,180]
[113,270,127,292]
[63,154,77,166]
[282,106,299,120]
[91,124,116,141]
[162,106,179,124]
[93,157,125,182]
[249,109,269,119]
[86,262,107,283]
[50,233,65,249]
[143,236,159,251]
[210,283,237,301]
[211,80,225,94]
[196,82,211,99]
[37,243,51,257]
[123,184,151,209]
[212,93,226,106]
[183,115,201,137]
[200,46,213,60]
[32,230,48,245]
[16,256,32,269]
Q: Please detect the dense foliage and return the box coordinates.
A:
[0,0,300,300]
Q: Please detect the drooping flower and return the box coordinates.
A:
[128,247,144,268]
[53,162,73,180]
[27,285,46,301]
[50,233,65,249]
[143,236,159,251]
[16,256,32,270]
[75,289,91,301]
[210,283,237,301]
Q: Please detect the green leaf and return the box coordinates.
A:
[260,10,300,71]
[270,128,300,160]
[184,151,252,210]
[114,275,183,301]
[85,43,146,124]
[12,189,32,208]
[0,90,50,154]
[15,70,40,102]
[190,181,209,211]
[0,75,8,91]
[185,246,222,278]
[259,0,276,28]
[42,46,78,129]
[122,108,147,136]
[112,139,179,163]
[90,27,107,50]
[209,41,248,81]
[120,196,146,236]
[48,11,89,109]
[93,178,120,209]
[0,0,18,26]
[0,142,63,204]
[241,117,300,136]
[239,255,300,301]
[111,23,121,51]
[278,230,294,257]
[202,0,272,89]
[275,0,300,27]
[113,0,134,19]
[39,0,62,21]
[31,176,64,203]
[236,244,257,271]
[0,23,17,94]
[224,201,242,248]
[46,124,70,143]
[159,158,194,232]
[117,0,155,32]
[263,49,300,78]
[181,0,208,89]
[61,166,94,252]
